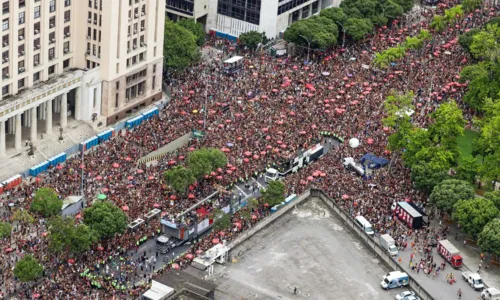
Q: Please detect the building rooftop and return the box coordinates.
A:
[212,197,402,300]
[154,269,216,299]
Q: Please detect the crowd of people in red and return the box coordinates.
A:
[0,1,494,298]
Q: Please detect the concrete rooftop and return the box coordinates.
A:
[212,197,403,300]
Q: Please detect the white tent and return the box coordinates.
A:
[349,138,360,148]
[142,280,175,300]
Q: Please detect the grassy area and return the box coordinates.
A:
[457,129,481,163]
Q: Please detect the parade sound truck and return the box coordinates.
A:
[265,143,325,182]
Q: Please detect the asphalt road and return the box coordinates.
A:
[374,235,483,300]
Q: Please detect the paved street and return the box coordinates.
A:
[374,235,482,300]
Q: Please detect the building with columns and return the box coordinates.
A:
[209,0,337,39]
[0,0,165,156]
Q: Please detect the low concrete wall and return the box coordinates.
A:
[137,132,192,164]
[226,190,312,250]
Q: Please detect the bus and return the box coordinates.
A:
[223,56,244,75]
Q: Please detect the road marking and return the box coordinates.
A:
[138,245,148,252]
[234,185,248,197]
[252,178,265,189]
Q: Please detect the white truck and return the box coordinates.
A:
[462,271,485,291]
[379,234,398,256]
[482,287,500,300]
[264,143,324,182]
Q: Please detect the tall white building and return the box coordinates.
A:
[165,0,212,25]
[210,0,337,39]
[0,0,165,156]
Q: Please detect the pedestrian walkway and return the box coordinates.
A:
[442,220,500,289]
[0,118,97,182]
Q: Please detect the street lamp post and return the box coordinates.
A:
[299,35,314,63]
[336,22,346,49]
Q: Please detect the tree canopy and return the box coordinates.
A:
[0,222,11,239]
[429,179,475,214]
[177,18,205,46]
[411,163,448,194]
[83,201,127,239]
[164,166,196,194]
[478,219,500,256]
[261,181,286,206]
[163,20,201,71]
[344,18,374,41]
[238,31,267,50]
[14,255,43,282]
[283,16,339,49]
[453,197,499,237]
[30,187,63,218]
[48,216,97,254]
[211,209,231,231]
[187,148,228,180]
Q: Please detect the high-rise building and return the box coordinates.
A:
[210,0,336,39]
[0,0,165,156]
[165,0,212,26]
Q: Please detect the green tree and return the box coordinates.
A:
[177,18,205,46]
[164,166,196,194]
[461,0,482,12]
[484,191,500,211]
[470,24,500,61]
[429,179,475,214]
[429,100,465,149]
[383,91,414,128]
[0,222,11,239]
[12,209,34,224]
[320,7,348,24]
[392,0,414,13]
[83,201,127,239]
[459,28,481,53]
[460,61,500,111]
[283,16,339,49]
[383,0,404,18]
[261,181,286,206]
[453,197,499,237]
[411,163,448,194]
[444,5,464,25]
[344,18,373,40]
[48,216,97,254]
[488,16,500,27]
[30,187,63,218]
[14,255,43,282]
[238,31,267,50]
[211,209,231,231]
[187,148,228,179]
[430,15,447,33]
[163,20,200,71]
[478,219,500,257]
[401,128,432,167]
[456,155,479,183]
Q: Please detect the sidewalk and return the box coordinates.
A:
[436,219,500,289]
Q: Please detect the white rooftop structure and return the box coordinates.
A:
[223,56,244,64]
[193,243,229,267]
[142,280,175,300]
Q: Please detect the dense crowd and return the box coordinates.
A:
[0,1,495,298]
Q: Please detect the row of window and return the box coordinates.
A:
[3,0,70,15]
[278,0,318,15]
[2,41,71,77]
[2,59,71,96]
[3,9,70,32]
[217,0,261,25]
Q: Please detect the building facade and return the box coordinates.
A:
[0,0,165,156]
[210,0,337,39]
[165,0,212,26]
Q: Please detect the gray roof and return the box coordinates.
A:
[155,269,215,298]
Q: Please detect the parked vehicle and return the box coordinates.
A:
[155,235,183,254]
[437,239,463,268]
[482,287,500,300]
[393,202,424,229]
[462,271,485,291]
[381,271,409,290]
[355,215,374,236]
[395,291,415,300]
[380,234,398,256]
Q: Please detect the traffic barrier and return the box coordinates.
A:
[48,152,67,167]
[79,136,99,151]
[270,193,297,213]
[141,107,159,120]
[29,161,50,177]
[125,115,144,129]
[137,152,168,164]
[97,128,114,143]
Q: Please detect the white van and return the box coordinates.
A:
[381,271,409,289]
[482,287,500,300]
[355,216,374,236]
[343,157,365,176]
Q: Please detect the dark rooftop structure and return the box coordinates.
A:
[154,269,215,300]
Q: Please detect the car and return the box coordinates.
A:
[404,296,420,300]
[395,291,415,300]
